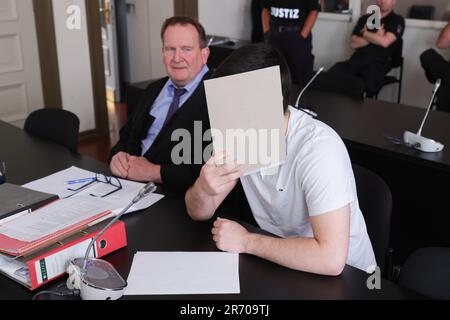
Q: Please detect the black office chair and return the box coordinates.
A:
[352,164,393,278]
[376,39,404,104]
[398,247,450,299]
[310,71,366,100]
[408,5,435,20]
[24,108,80,153]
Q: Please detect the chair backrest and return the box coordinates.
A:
[24,108,80,152]
[388,38,403,70]
[398,247,450,299]
[352,164,392,273]
[408,5,435,20]
[310,72,365,100]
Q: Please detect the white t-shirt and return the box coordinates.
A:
[240,106,376,272]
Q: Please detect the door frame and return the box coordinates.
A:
[85,0,109,137]
[32,0,62,108]
[32,0,109,137]
[174,0,198,19]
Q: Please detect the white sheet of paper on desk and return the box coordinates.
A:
[23,166,164,215]
[125,252,240,295]
[204,66,286,175]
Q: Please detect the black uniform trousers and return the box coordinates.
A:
[268,28,314,87]
[420,48,450,113]
[328,53,389,98]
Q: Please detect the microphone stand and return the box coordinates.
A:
[66,181,157,300]
[293,67,325,118]
[81,182,157,273]
[403,79,444,153]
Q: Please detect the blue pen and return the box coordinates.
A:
[66,177,96,185]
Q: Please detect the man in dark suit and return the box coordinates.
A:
[109,16,211,193]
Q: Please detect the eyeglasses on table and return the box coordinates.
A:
[66,173,122,198]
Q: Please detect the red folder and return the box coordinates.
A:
[0,219,127,290]
[0,197,113,257]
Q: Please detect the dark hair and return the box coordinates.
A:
[213,43,292,112]
[161,16,207,48]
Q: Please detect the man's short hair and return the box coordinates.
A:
[213,43,292,112]
[161,16,207,48]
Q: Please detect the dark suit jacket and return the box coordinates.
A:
[110,72,212,193]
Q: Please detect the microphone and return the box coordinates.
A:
[66,181,157,300]
[207,36,214,47]
[292,67,325,118]
[417,79,441,136]
[403,79,444,152]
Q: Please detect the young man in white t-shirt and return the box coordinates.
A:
[185,43,376,276]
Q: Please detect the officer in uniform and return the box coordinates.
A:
[327,0,404,98]
[262,0,320,86]
[420,21,450,112]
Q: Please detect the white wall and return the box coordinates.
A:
[52,0,95,132]
[124,0,173,82]
[399,19,450,107]
[312,14,354,70]
[198,0,450,109]
[315,16,450,108]
[148,0,174,78]
[198,0,252,40]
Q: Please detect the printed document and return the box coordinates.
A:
[23,166,164,215]
[0,196,112,242]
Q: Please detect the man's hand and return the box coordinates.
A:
[212,218,250,253]
[127,156,162,183]
[196,152,243,197]
[185,152,243,221]
[110,152,130,178]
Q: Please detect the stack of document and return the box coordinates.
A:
[0,196,113,256]
[23,166,164,215]
[0,183,58,220]
[0,166,162,289]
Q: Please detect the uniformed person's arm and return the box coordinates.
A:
[362,25,397,48]
[437,22,450,49]
[351,35,369,49]
[262,8,271,34]
[351,16,369,49]
[301,10,319,39]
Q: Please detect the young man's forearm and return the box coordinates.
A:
[244,233,347,276]
[185,182,220,221]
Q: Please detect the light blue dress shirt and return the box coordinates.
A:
[140,65,209,155]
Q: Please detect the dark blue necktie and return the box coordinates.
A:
[163,87,187,127]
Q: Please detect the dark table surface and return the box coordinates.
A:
[0,120,421,300]
[301,91,450,265]
[301,91,450,172]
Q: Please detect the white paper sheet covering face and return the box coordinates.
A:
[125,252,240,295]
[204,66,286,175]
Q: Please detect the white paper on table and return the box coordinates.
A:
[125,252,240,295]
[204,66,286,175]
[23,166,164,215]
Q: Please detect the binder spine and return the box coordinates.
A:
[28,221,127,290]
